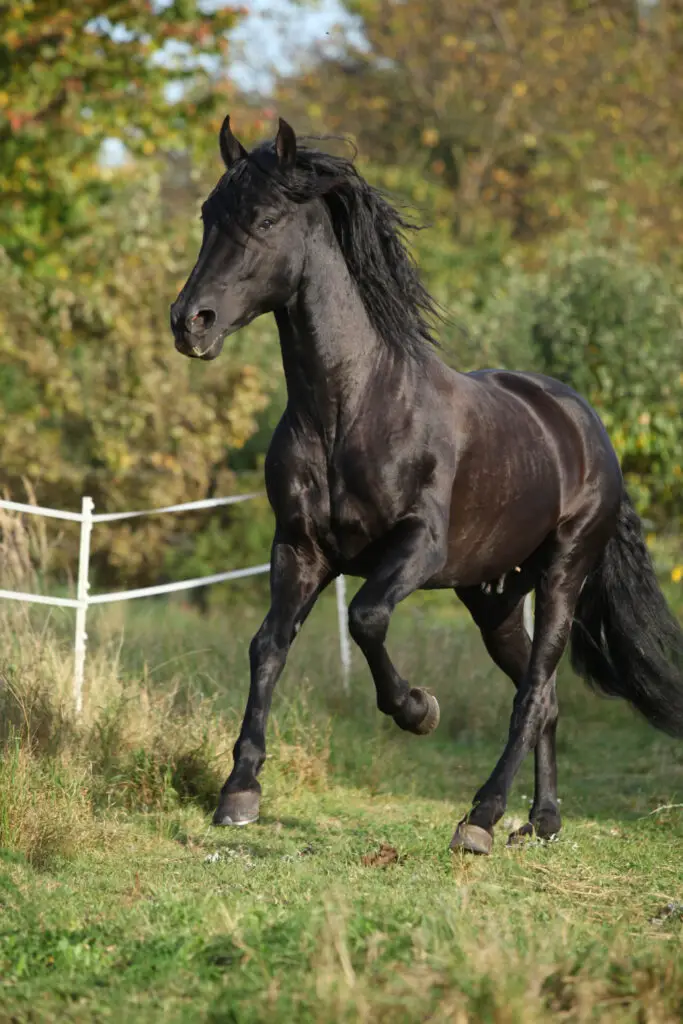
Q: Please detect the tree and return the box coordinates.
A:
[0,1,279,585]
[278,0,683,250]
[0,0,248,273]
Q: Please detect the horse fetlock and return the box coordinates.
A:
[530,803,562,839]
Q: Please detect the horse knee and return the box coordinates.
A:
[249,620,287,672]
[348,600,390,648]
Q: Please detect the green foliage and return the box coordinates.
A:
[162,487,273,607]
[0,174,271,585]
[2,0,682,595]
[0,0,241,274]
[281,0,683,255]
[0,2,280,586]
[0,733,98,867]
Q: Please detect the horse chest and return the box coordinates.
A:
[273,433,416,565]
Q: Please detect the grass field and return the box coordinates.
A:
[1,581,683,1022]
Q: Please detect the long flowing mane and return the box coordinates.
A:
[207,140,443,360]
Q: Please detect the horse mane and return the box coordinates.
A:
[209,140,443,361]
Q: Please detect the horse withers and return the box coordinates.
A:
[170,117,683,854]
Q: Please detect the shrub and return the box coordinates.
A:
[0,175,272,590]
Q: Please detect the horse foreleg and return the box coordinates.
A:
[348,516,446,736]
[213,536,331,826]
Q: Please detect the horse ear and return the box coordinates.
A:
[275,117,297,170]
[219,115,247,168]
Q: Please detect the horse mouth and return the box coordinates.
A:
[175,330,226,360]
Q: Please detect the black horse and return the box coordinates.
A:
[171,117,683,854]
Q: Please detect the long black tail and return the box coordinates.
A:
[571,493,683,737]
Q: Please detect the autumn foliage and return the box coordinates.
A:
[280,0,683,250]
[0,2,274,585]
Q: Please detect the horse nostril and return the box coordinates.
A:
[189,308,216,333]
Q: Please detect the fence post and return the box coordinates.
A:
[523,592,534,640]
[335,574,351,694]
[73,496,94,716]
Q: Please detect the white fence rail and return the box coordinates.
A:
[0,494,352,714]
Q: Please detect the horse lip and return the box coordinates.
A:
[175,331,222,359]
[198,330,229,360]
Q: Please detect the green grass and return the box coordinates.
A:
[1,584,683,1022]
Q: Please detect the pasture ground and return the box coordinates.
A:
[1,583,683,1022]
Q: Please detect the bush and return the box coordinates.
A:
[0,174,273,588]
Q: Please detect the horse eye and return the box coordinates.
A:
[260,218,274,231]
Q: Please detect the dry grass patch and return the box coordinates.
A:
[0,736,100,867]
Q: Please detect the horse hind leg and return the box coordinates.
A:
[480,597,561,843]
[454,585,561,854]
[452,531,597,855]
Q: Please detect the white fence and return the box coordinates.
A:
[0,494,352,714]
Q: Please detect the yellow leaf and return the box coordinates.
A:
[512,81,528,98]
[421,128,439,147]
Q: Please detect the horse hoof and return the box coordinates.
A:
[213,790,260,827]
[413,691,440,735]
[450,822,493,856]
[506,822,534,847]
[532,809,562,840]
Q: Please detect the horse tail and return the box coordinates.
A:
[570,492,683,737]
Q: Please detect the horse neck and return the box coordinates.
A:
[274,219,391,443]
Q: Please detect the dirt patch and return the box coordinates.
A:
[361,843,401,868]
